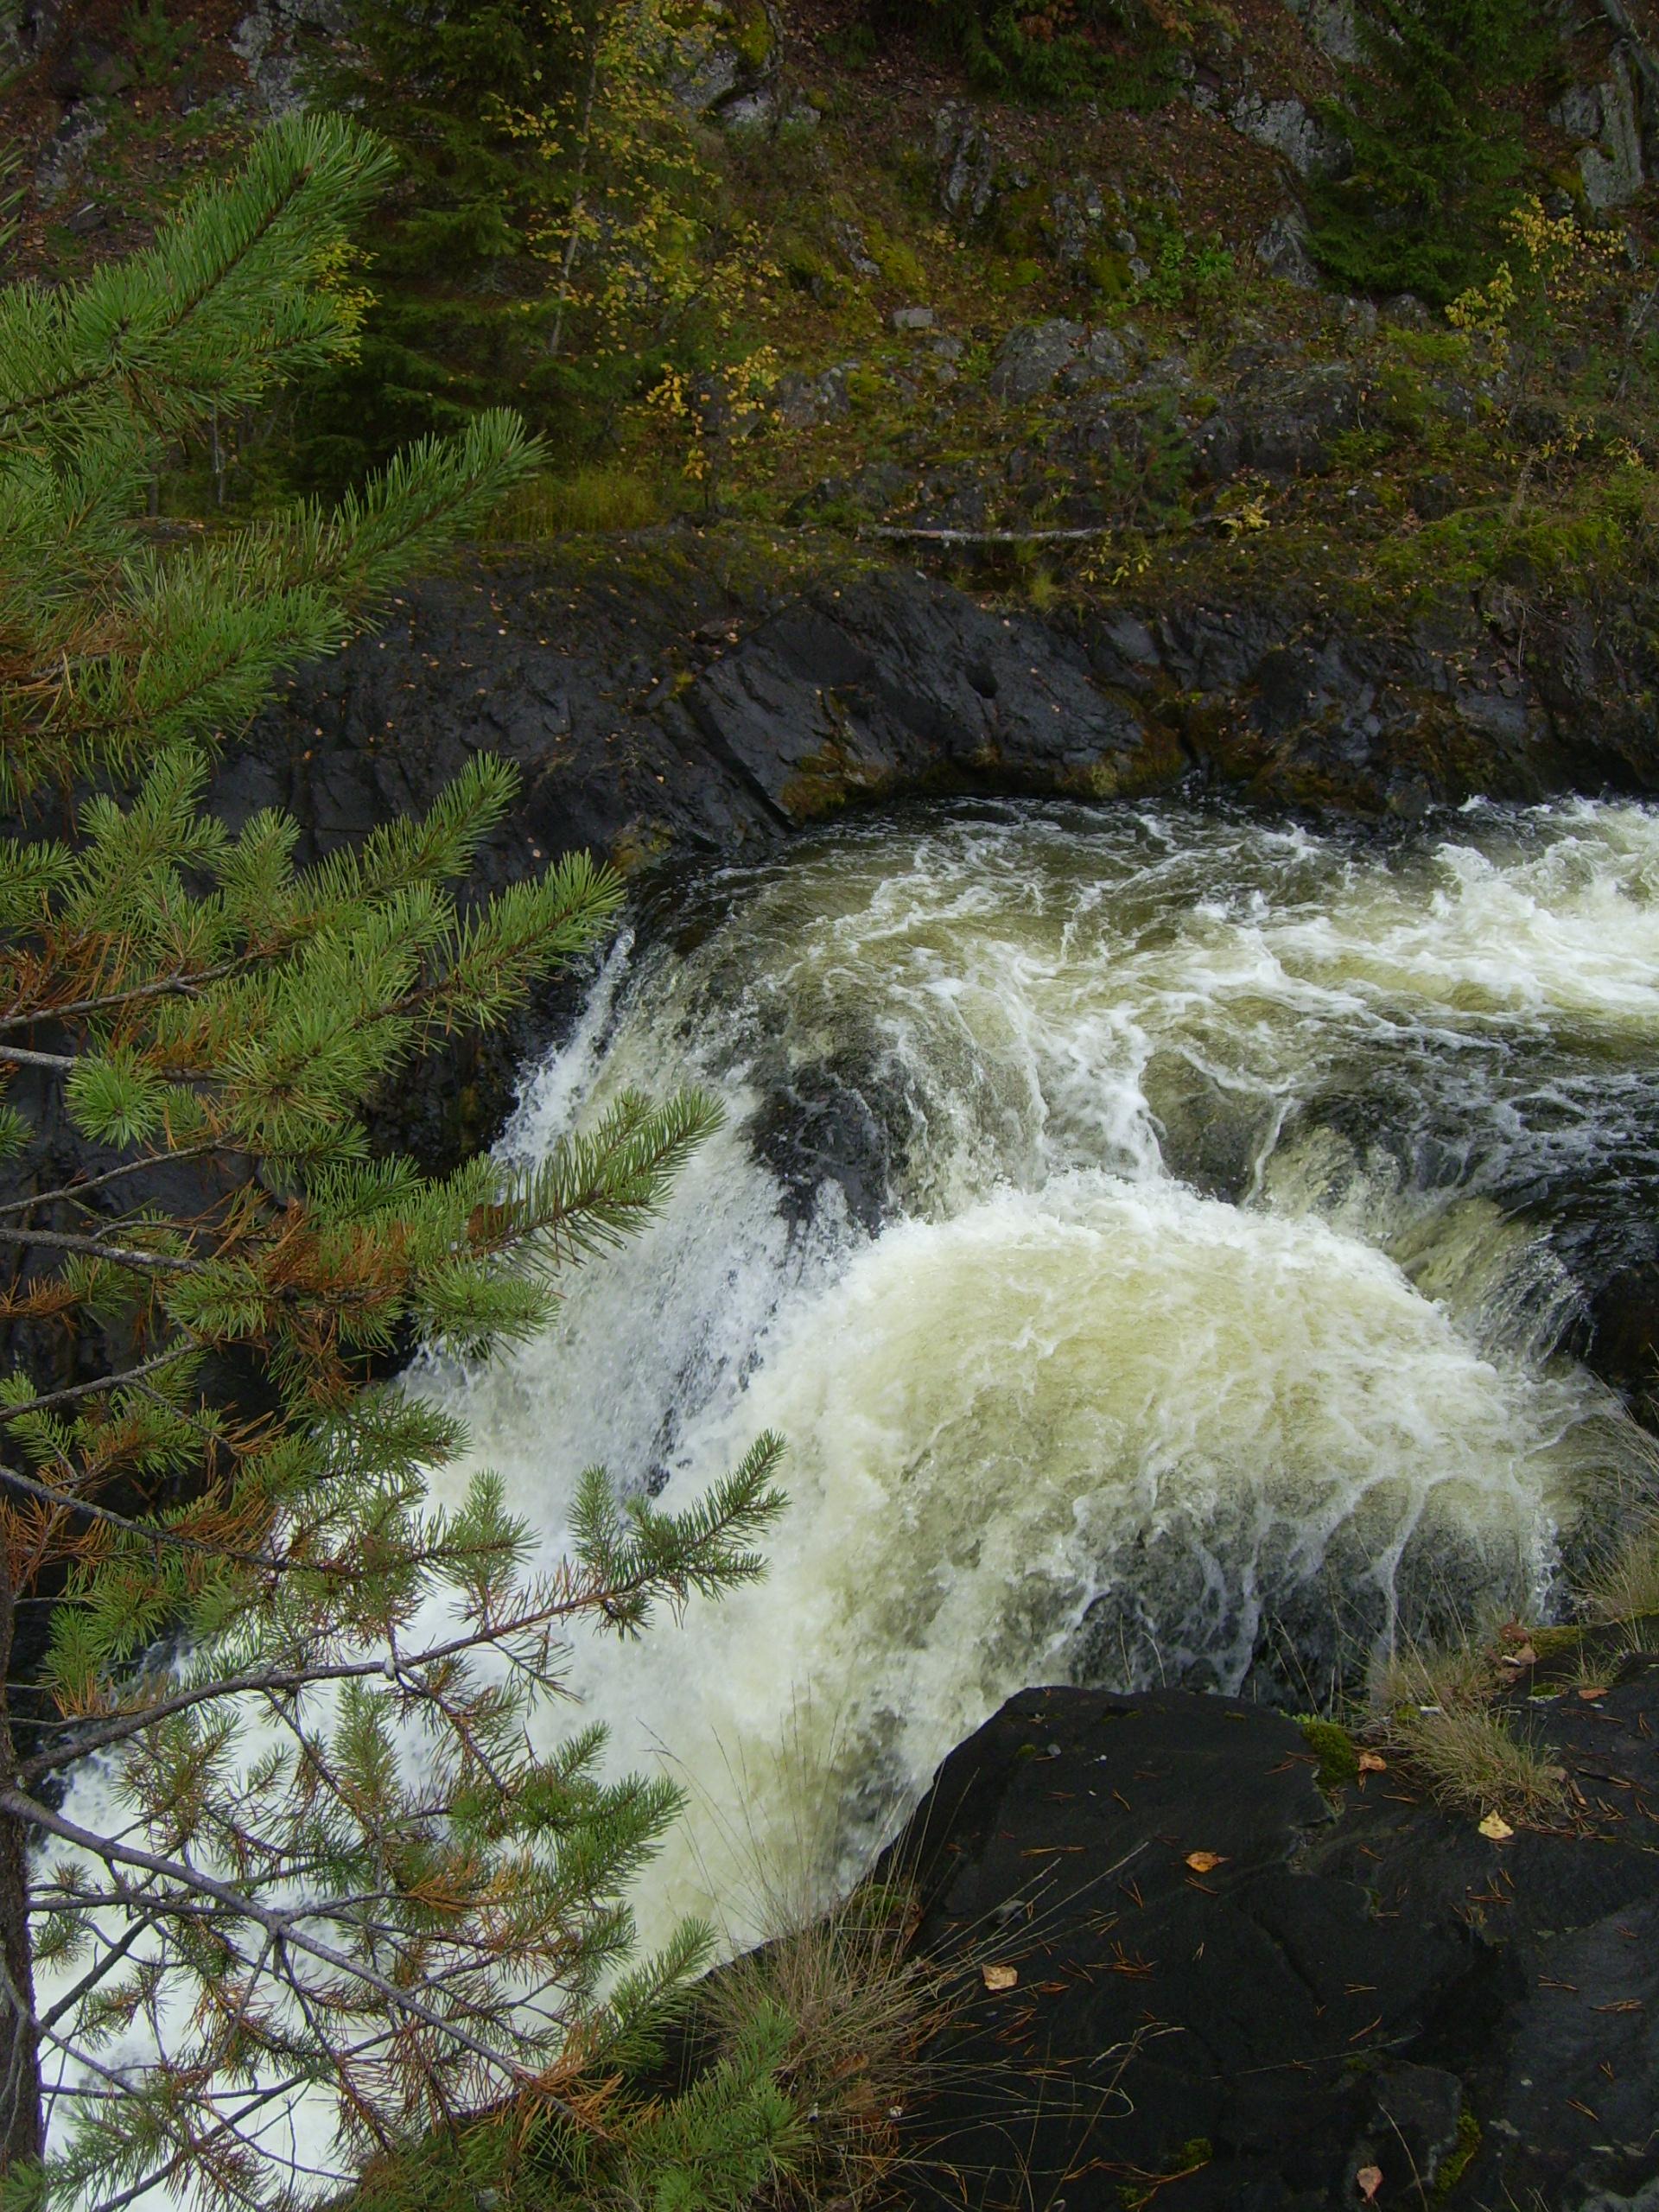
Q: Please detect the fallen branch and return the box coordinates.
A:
[861,523,1114,546]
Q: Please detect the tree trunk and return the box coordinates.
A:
[0,1553,42,2175]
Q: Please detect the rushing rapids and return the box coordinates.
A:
[41,793,1659,2190]
[408,793,1659,1954]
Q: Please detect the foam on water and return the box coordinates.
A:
[44,793,1659,2190]
[408,794,1659,1953]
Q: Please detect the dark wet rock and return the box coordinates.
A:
[1190,362,1360,480]
[225,539,1659,918]
[746,1058,906,1233]
[46,35,130,98]
[886,1671,1659,2210]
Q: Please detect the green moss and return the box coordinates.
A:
[779,231,851,306]
[1431,2107,1482,2204]
[1118,2139,1213,2209]
[480,466,668,540]
[1296,1716,1361,1792]
[1328,427,1396,470]
[1083,247,1133,300]
[725,0,774,72]
[1527,1623,1585,1656]
[865,223,929,296]
[609,821,676,874]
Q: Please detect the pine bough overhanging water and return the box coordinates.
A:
[0,113,791,2212]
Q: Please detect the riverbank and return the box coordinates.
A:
[224,531,1659,905]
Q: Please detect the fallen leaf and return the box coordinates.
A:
[1505,1643,1538,1666]
[1185,1850,1227,1873]
[1357,1751,1389,1774]
[1357,2164,1382,2201]
[1478,1812,1515,1841]
[981,1963,1019,1993]
[1578,1685,1608,1701]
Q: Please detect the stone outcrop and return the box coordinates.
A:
[221,542,1659,903]
[883,1668,1659,2210]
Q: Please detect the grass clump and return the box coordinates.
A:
[694,1879,948,2209]
[1583,1512,1659,1633]
[1373,1634,1567,1825]
[1392,1702,1568,1823]
[482,465,669,539]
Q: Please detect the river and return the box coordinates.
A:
[410,792,1659,1956]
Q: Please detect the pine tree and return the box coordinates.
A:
[0,114,789,2209]
[1307,0,1551,303]
[292,0,764,491]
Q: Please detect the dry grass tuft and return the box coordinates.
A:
[1372,1635,1498,1717]
[697,1878,955,2210]
[1583,1514,1659,1632]
[1390,1702,1567,1824]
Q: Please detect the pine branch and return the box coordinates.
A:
[0,1460,275,1570]
[0,1225,194,1273]
[2,1789,600,2130]
[0,1150,220,1221]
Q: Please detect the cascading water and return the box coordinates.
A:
[411,793,1658,1955]
[42,791,1659,2192]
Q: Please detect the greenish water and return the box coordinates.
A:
[419,794,1658,1948]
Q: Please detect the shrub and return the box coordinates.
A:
[481,463,669,537]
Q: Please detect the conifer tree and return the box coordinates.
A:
[1307,0,1550,302]
[293,0,765,489]
[0,114,789,2209]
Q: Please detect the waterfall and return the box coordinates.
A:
[42,791,1659,2187]
[410,793,1658,1954]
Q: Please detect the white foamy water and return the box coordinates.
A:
[410,794,1659,1952]
[45,793,1659,2193]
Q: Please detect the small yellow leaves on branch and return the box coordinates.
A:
[1446,194,1624,378]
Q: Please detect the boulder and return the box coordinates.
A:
[988,320,1086,402]
[1578,51,1645,209]
[1255,207,1321,289]
[884,1670,1659,2209]
[1225,89,1351,179]
[934,100,998,223]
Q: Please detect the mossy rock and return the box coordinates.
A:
[1296,1715,1361,1792]
[726,0,774,71]
[1432,2108,1481,2204]
[1084,246,1133,300]
[865,222,929,296]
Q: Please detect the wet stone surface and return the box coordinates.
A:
[887,1675,1659,2210]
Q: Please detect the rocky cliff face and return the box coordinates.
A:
[221,534,1659,898]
